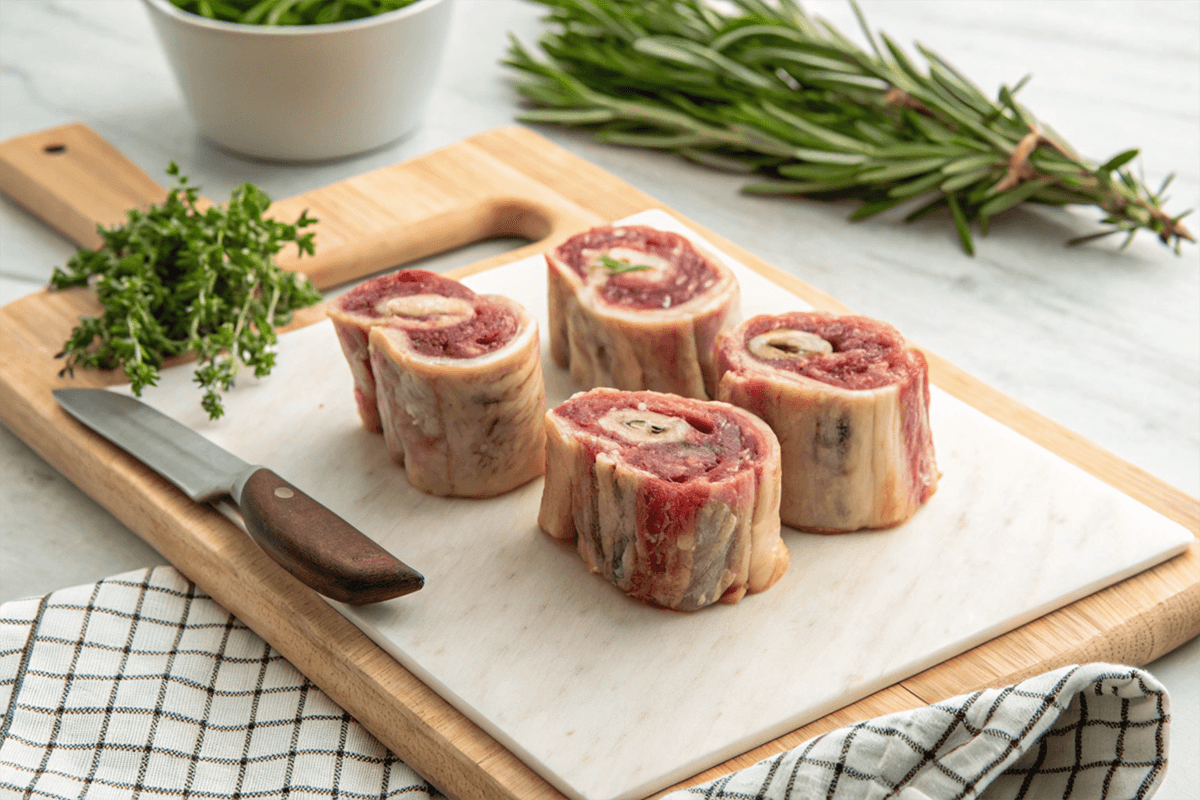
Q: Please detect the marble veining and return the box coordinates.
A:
[123,211,1192,800]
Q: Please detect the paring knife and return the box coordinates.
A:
[52,388,424,605]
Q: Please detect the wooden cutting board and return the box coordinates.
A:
[1,123,1197,800]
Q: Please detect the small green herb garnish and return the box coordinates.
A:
[599,254,653,274]
[50,163,321,420]
[167,0,421,26]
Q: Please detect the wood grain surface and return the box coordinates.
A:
[1,123,1196,800]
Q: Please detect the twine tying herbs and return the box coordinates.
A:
[506,0,1193,255]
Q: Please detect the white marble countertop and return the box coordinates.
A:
[1,1,1196,797]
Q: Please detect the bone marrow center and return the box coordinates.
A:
[598,407,691,444]
[585,247,671,283]
[749,328,833,359]
[380,293,475,326]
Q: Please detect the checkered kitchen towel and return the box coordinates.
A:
[1,568,1172,800]
[661,666,1170,800]
[0,567,443,799]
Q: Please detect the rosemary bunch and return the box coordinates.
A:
[506,0,1193,255]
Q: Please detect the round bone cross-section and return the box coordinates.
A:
[538,388,789,611]
[715,311,939,533]
[329,269,546,498]
[546,225,740,400]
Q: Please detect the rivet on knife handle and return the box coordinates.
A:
[234,467,424,605]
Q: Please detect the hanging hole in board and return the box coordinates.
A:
[43,143,67,154]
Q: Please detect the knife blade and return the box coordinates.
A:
[52,388,424,605]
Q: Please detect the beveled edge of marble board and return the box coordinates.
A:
[0,123,1196,800]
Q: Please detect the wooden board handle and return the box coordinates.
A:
[0,123,605,291]
[0,123,168,250]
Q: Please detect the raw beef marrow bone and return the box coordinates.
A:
[714,311,939,533]
[545,224,741,400]
[537,388,787,611]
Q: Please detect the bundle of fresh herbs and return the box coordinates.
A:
[166,0,421,26]
[51,164,321,420]
[506,0,1193,255]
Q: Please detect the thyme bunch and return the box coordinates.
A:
[51,164,321,419]
[506,0,1193,255]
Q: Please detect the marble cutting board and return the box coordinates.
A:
[116,209,1192,800]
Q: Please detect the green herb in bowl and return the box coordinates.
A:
[51,164,321,420]
[167,0,422,25]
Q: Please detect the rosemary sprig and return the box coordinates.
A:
[505,0,1193,255]
[51,164,321,420]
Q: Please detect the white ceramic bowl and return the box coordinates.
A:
[141,0,455,162]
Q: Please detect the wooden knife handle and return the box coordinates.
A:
[0,123,604,292]
[235,467,424,605]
